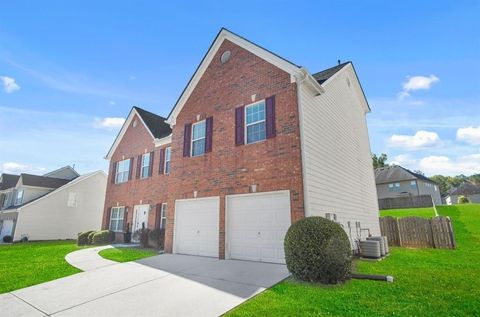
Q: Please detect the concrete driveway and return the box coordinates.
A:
[0,253,289,317]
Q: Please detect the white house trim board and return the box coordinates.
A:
[166,28,324,126]
[154,134,172,147]
[105,108,156,160]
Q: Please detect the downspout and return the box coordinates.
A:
[295,72,310,219]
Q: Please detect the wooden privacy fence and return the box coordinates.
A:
[380,216,456,249]
[378,195,433,210]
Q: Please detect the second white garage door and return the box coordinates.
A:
[174,197,219,258]
[226,190,291,264]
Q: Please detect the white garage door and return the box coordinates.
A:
[226,190,291,264]
[0,219,14,240]
[174,197,219,258]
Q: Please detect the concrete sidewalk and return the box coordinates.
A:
[0,252,289,317]
[64,245,117,271]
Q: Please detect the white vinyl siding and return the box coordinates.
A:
[115,159,131,184]
[191,120,206,157]
[110,206,125,232]
[299,64,380,238]
[67,192,78,207]
[164,147,171,174]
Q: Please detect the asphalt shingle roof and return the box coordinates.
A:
[20,174,72,189]
[0,174,20,190]
[312,62,351,84]
[375,165,436,185]
[448,182,480,196]
[134,106,172,139]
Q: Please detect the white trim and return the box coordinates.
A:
[166,29,316,126]
[160,202,167,229]
[154,134,172,147]
[109,206,126,232]
[191,120,206,157]
[16,171,107,211]
[244,100,266,145]
[105,108,156,160]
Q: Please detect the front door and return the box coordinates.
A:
[132,205,150,242]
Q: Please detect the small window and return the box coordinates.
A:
[110,206,125,232]
[160,203,167,229]
[15,190,24,205]
[395,183,400,188]
[115,159,131,184]
[434,185,438,191]
[388,184,394,191]
[410,181,417,187]
[141,153,151,178]
[164,147,171,174]
[3,191,12,207]
[245,101,266,144]
[67,192,78,207]
[191,120,206,157]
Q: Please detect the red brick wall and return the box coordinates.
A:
[165,40,305,257]
[102,113,170,240]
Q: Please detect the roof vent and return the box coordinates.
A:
[220,50,231,64]
[132,120,137,128]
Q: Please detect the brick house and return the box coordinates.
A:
[103,28,380,264]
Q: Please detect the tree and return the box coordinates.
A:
[372,153,389,169]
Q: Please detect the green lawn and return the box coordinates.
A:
[380,206,436,218]
[99,247,157,263]
[227,204,480,316]
[0,240,82,294]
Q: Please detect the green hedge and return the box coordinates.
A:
[77,230,95,246]
[284,216,352,284]
[87,231,97,244]
[92,230,115,245]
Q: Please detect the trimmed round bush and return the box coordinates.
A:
[284,216,352,284]
[77,230,95,246]
[458,195,470,204]
[87,231,97,245]
[2,235,13,243]
[92,230,115,245]
[148,229,165,249]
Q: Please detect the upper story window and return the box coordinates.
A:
[164,147,171,174]
[191,120,206,157]
[115,159,131,184]
[109,206,125,232]
[410,181,417,187]
[245,101,266,144]
[388,183,401,191]
[3,191,12,208]
[141,153,151,179]
[15,190,24,205]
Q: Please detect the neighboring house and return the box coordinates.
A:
[0,167,107,241]
[375,165,442,206]
[0,173,20,209]
[102,28,380,264]
[445,182,480,205]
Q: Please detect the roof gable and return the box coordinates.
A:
[375,165,435,184]
[105,107,171,160]
[0,174,20,190]
[166,28,324,126]
[19,174,71,189]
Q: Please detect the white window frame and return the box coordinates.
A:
[410,180,416,187]
[15,190,24,205]
[141,152,151,179]
[115,159,131,184]
[160,203,167,229]
[164,147,171,174]
[110,206,125,232]
[244,100,266,145]
[3,191,12,207]
[191,120,206,157]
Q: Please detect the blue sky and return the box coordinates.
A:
[1,1,479,176]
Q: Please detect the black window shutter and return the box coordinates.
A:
[105,208,112,230]
[205,116,213,152]
[155,203,161,229]
[159,148,165,174]
[183,123,192,157]
[136,155,142,179]
[123,207,129,232]
[266,95,276,138]
[128,158,134,180]
[235,106,245,145]
[149,151,154,177]
[110,162,117,184]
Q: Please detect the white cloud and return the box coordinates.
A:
[398,75,439,99]
[0,162,46,174]
[0,76,21,93]
[389,130,440,149]
[418,154,480,176]
[457,126,480,145]
[109,101,116,105]
[391,154,417,166]
[94,117,125,129]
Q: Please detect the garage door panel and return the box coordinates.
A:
[227,191,291,264]
[174,197,219,258]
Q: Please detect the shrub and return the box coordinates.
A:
[148,229,165,249]
[87,231,97,245]
[458,196,470,204]
[20,236,29,243]
[284,216,352,284]
[139,228,150,248]
[2,235,12,243]
[77,230,95,246]
[92,230,115,245]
